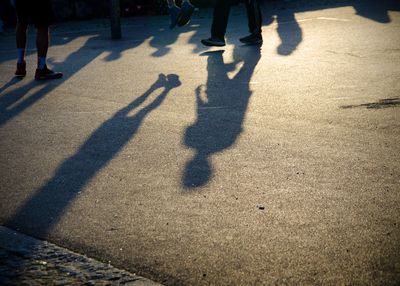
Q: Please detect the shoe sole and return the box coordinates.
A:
[201,39,226,47]
[35,74,63,81]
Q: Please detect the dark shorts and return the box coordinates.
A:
[14,0,53,27]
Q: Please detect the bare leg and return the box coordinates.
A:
[16,23,28,50]
[36,25,49,58]
[15,23,28,76]
[34,25,63,79]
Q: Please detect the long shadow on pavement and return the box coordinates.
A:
[1,73,180,284]
[4,73,180,237]
[259,0,400,56]
[183,46,261,189]
[0,32,148,127]
[286,0,400,23]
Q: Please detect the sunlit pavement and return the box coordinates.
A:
[0,1,399,285]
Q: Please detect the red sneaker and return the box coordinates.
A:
[15,61,26,77]
[35,65,63,80]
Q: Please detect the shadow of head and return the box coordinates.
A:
[183,152,211,189]
[156,73,182,89]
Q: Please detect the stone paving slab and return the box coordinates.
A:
[0,226,161,286]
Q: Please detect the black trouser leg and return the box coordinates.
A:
[245,0,262,35]
[211,0,232,39]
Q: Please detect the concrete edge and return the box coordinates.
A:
[0,226,162,285]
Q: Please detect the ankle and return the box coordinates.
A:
[17,48,25,64]
[37,57,47,70]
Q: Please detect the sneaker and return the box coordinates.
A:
[177,1,195,27]
[15,61,26,77]
[239,34,263,45]
[35,65,63,80]
[201,37,226,47]
[169,5,181,29]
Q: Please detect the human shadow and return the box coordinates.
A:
[260,0,400,56]
[183,46,261,189]
[0,15,195,126]
[150,27,182,57]
[275,10,302,56]
[279,0,400,24]
[258,0,302,56]
[0,32,148,127]
[4,73,180,237]
[351,0,399,23]
[0,77,23,94]
[0,78,56,125]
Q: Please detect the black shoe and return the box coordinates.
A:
[201,37,226,47]
[15,61,26,77]
[239,34,263,45]
[35,65,63,80]
[177,1,195,27]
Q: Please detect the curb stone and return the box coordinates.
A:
[0,226,161,286]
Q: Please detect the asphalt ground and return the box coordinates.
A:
[0,1,399,285]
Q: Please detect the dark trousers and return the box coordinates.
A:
[211,0,263,39]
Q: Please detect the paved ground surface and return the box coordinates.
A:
[0,226,160,285]
[0,0,399,285]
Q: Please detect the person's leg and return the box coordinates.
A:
[211,0,232,39]
[33,0,62,80]
[201,0,231,46]
[167,0,180,29]
[177,0,194,27]
[15,23,28,77]
[16,23,27,58]
[14,0,28,76]
[245,0,262,36]
[240,0,263,45]
[34,24,62,80]
[36,25,48,69]
[15,23,28,76]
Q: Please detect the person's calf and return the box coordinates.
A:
[16,23,28,49]
[15,24,28,77]
[34,25,63,80]
[36,25,49,58]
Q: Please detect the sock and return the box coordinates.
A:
[38,57,46,70]
[17,48,25,64]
